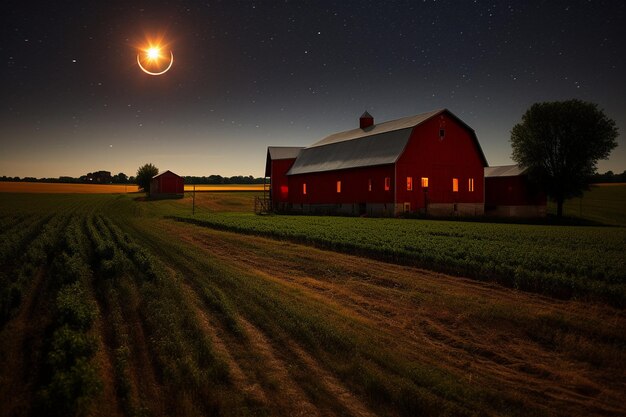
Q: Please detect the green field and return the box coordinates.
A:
[548,183,626,226]
[1,192,625,417]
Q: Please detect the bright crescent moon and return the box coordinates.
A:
[137,51,174,76]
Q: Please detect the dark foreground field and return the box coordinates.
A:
[0,192,625,417]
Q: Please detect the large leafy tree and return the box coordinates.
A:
[136,163,159,194]
[511,100,618,217]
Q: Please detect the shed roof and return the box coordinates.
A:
[152,170,182,179]
[265,146,305,177]
[287,109,487,175]
[484,164,526,178]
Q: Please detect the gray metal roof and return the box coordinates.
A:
[309,109,443,148]
[286,108,487,176]
[267,146,304,160]
[484,164,526,177]
[287,128,413,175]
[265,146,305,177]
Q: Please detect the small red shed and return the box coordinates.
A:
[150,170,184,197]
[484,165,546,216]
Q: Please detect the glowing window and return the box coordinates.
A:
[368,179,372,192]
[452,178,458,192]
[280,185,288,198]
[303,183,307,195]
[421,177,429,188]
[336,181,341,193]
[407,177,413,191]
[384,177,391,191]
[468,178,474,192]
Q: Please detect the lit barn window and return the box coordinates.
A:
[303,183,307,195]
[368,179,372,192]
[384,177,391,191]
[407,177,413,191]
[421,177,429,188]
[452,178,459,192]
[468,178,474,192]
[336,180,341,193]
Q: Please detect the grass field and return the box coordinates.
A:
[0,192,625,417]
[548,183,626,226]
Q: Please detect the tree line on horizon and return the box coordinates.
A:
[0,173,267,185]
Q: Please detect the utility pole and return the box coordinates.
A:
[192,184,196,216]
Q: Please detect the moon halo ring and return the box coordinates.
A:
[137,50,174,76]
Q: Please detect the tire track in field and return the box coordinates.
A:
[177,279,269,407]
[285,340,378,417]
[123,280,167,417]
[236,317,322,417]
[87,276,123,416]
[0,269,49,417]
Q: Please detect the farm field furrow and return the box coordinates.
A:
[0,192,625,417]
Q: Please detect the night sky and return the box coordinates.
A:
[1,0,625,178]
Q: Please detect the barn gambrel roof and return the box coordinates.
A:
[287,109,487,176]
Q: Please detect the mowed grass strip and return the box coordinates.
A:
[172,212,626,307]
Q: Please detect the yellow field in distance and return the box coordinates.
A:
[0,182,264,193]
[185,184,264,191]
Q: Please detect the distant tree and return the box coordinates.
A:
[136,163,159,194]
[112,172,128,184]
[511,99,618,217]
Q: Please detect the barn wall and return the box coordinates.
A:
[270,158,297,204]
[150,172,184,196]
[485,176,546,208]
[395,113,485,213]
[286,165,395,206]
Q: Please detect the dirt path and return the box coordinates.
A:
[158,219,626,417]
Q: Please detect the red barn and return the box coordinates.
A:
[150,170,184,197]
[485,165,547,217]
[265,109,488,216]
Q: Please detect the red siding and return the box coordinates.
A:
[485,176,546,207]
[287,165,395,204]
[270,159,297,203]
[152,171,184,194]
[395,113,485,210]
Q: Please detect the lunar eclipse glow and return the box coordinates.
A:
[136,40,174,76]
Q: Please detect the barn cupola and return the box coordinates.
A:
[359,111,374,129]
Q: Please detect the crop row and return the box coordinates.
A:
[85,215,233,414]
[0,214,68,326]
[171,213,626,306]
[35,216,101,417]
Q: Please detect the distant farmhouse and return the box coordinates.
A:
[264,109,545,217]
[150,170,184,198]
